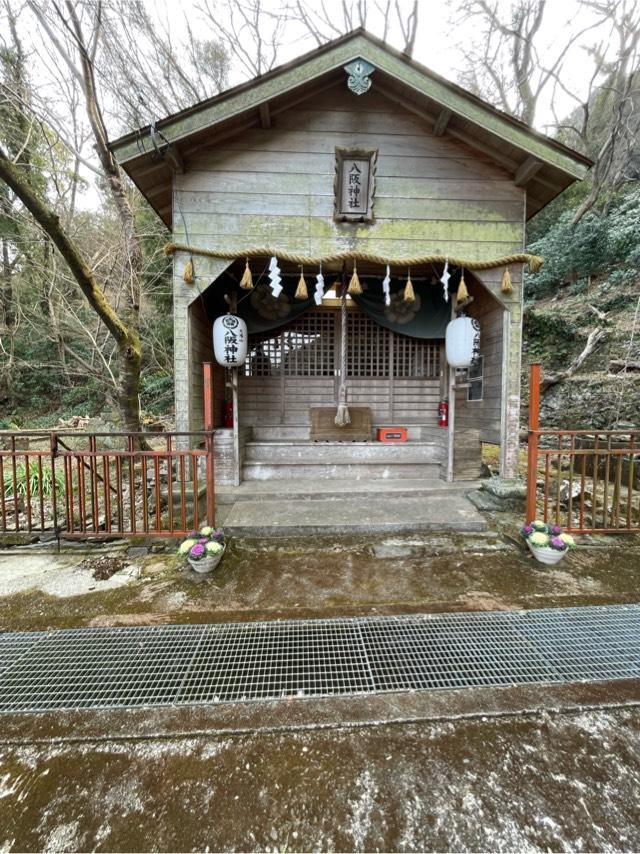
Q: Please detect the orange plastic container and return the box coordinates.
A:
[376,427,408,443]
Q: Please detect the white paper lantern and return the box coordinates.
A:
[213,314,248,368]
[445,316,481,368]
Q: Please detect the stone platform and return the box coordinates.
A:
[216,478,486,536]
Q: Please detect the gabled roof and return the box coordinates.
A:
[110,28,592,226]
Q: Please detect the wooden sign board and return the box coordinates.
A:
[334,148,377,222]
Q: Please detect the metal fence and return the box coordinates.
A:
[0,431,215,539]
[526,363,640,534]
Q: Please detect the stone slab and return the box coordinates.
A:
[222,494,487,536]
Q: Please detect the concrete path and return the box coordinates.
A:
[216,477,481,502]
[222,492,487,536]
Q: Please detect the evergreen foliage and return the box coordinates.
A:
[525,185,640,298]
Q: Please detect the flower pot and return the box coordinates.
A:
[527,540,566,566]
[187,545,225,574]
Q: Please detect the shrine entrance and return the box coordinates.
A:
[238,305,443,430]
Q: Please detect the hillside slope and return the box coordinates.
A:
[522,187,640,429]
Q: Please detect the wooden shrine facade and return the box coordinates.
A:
[240,306,442,428]
[110,28,590,489]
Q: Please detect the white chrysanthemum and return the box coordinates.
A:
[529,531,550,547]
[532,520,548,531]
[559,533,576,547]
[205,541,223,555]
[178,538,197,554]
[199,526,213,537]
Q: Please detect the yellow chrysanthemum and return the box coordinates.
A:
[529,531,550,547]
[559,533,575,547]
[532,520,548,531]
[200,526,213,536]
[178,538,197,554]
[205,541,223,555]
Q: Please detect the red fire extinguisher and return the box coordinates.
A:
[223,399,233,428]
[438,399,449,428]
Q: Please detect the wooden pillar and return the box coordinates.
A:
[232,367,240,486]
[525,362,541,524]
[203,362,216,527]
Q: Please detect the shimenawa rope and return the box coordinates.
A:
[164,242,544,274]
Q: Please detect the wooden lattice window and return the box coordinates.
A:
[347,312,440,378]
[393,334,441,378]
[346,311,390,377]
[244,310,335,377]
[244,309,441,379]
[282,310,335,376]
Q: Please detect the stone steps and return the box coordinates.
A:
[243,440,444,464]
[241,461,442,481]
[242,438,445,480]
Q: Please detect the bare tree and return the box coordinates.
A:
[196,0,288,77]
[453,0,640,221]
[562,1,640,221]
[195,0,420,78]
[291,0,418,54]
[97,0,229,131]
[454,0,608,124]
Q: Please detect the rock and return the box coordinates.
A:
[481,478,527,499]
[371,543,414,559]
[467,490,505,512]
[127,546,149,557]
[549,479,582,503]
[120,564,141,579]
[0,533,40,547]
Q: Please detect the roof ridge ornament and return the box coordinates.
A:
[344,58,375,95]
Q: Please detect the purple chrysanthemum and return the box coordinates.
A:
[521,525,534,536]
[190,543,205,558]
[550,536,566,551]
[199,538,208,544]
[550,525,562,536]
[188,530,198,538]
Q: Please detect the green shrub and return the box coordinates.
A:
[140,372,174,414]
[525,185,640,299]
[2,462,65,498]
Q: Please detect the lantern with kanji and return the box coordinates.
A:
[445,315,480,368]
[213,314,247,368]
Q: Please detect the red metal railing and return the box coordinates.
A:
[526,363,640,534]
[0,430,215,539]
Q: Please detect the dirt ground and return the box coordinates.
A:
[1,531,640,852]
[1,529,640,633]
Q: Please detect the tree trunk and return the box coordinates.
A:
[0,148,144,434]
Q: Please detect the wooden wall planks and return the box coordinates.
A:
[174,86,525,262]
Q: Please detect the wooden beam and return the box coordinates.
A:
[259,102,271,129]
[433,108,452,136]
[514,156,543,187]
[447,125,519,172]
[164,145,184,174]
[375,84,436,127]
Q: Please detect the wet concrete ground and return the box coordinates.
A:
[1,530,640,851]
[2,705,640,852]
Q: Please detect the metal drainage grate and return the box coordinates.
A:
[0,605,639,714]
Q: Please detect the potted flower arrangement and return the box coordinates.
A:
[178,526,226,574]
[521,520,576,565]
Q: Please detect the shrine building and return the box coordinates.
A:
[110,30,590,496]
